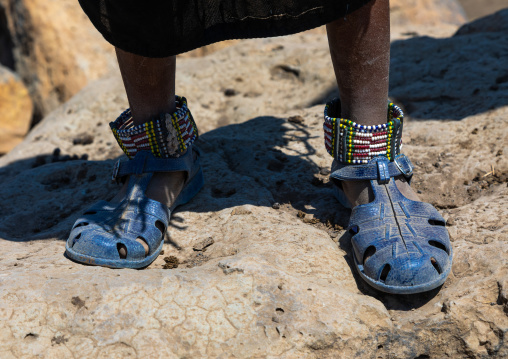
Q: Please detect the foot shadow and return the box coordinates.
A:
[0,115,346,244]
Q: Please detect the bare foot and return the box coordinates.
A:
[112,171,186,257]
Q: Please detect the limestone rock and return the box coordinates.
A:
[459,0,508,21]
[390,9,508,121]
[391,0,467,27]
[0,65,32,154]
[0,0,117,119]
[455,6,508,35]
[0,12,507,359]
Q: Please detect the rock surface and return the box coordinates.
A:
[0,65,32,154]
[390,0,467,26]
[390,8,508,121]
[0,0,117,120]
[459,0,508,20]
[1,10,508,359]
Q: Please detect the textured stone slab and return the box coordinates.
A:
[1,13,508,359]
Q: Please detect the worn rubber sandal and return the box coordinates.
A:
[65,148,204,269]
[331,155,452,294]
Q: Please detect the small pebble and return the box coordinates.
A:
[73,134,94,146]
[272,202,280,210]
[319,168,331,176]
[224,88,237,97]
[287,115,304,124]
[193,237,214,252]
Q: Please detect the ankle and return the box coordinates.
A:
[324,98,403,164]
[110,96,198,159]
[130,99,176,126]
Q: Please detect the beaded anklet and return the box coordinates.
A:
[110,96,198,159]
[323,99,404,164]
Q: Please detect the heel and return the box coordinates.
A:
[333,184,352,209]
[171,167,204,210]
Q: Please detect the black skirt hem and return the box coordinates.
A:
[79,0,372,58]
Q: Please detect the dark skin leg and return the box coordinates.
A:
[326,0,419,207]
[112,2,418,256]
[113,48,185,256]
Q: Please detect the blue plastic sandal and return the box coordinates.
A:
[323,97,452,294]
[65,147,204,268]
[331,155,453,294]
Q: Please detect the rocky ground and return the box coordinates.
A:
[0,65,32,154]
[0,7,508,359]
[459,0,508,20]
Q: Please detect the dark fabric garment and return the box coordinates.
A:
[78,0,372,57]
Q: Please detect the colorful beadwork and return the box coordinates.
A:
[110,96,198,159]
[323,99,404,164]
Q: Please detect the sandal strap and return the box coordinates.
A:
[330,154,413,183]
[112,148,195,181]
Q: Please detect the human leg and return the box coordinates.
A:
[326,0,418,207]
[113,49,186,256]
[325,0,452,294]
[66,49,203,266]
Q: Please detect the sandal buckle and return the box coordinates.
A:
[394,155,413,179]
[111,159,121,183]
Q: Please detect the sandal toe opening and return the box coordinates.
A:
[428,240,450,255]
[430,257,442,274]
[363,245,376,265]
[379,264,391,283]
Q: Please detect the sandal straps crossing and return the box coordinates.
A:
[112,148,194,181]
[330,154,413,183]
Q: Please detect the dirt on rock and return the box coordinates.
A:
[162,256,180,269]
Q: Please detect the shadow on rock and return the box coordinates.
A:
[390,9,508,120]
[311,9,508,121]
[0,115,350,243]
